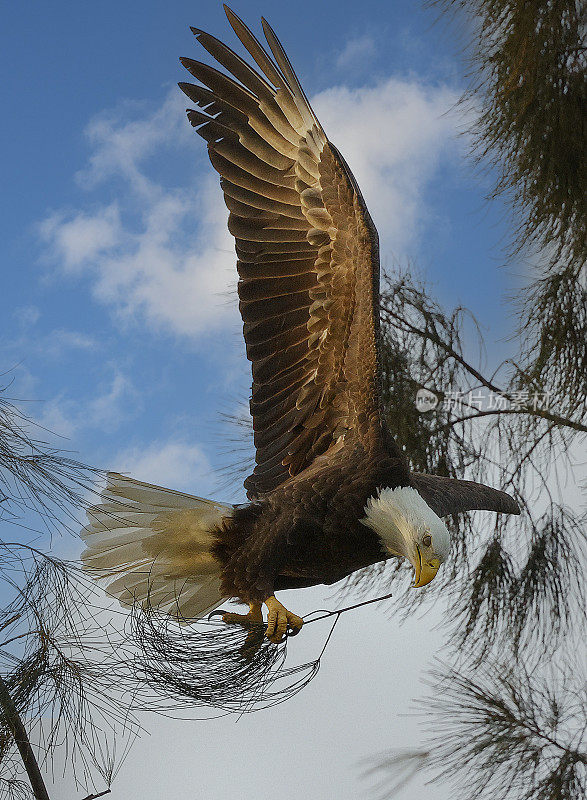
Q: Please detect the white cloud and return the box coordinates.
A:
[13,305,40,327]
[89,372,135,428]
[43,329,97,354]
[36,371,135,438]
[313,77,464,255]
[336,35,377,69]
[39,87,237,340]
[39,204,122,273]
[36,400,79,439]
[113,439,213,494]
[84,181,236,336]
[39,78,464,342]
[77,89,192,193]
[2,326,99,372]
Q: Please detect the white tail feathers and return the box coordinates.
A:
[81,473,233,621]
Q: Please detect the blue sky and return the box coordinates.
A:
[2,2,526,798]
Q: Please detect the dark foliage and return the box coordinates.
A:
[369,659,586,800]
[0,546,137,800]
[433,0,587,270]
[516,263,587,414]
[0,387,100,534]
[0,387,134,799]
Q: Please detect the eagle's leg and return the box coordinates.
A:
[222,603,263,626]
[264,596,304,644]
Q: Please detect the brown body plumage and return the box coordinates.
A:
[212,434,409,602]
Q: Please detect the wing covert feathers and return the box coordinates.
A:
[181,7,384,498]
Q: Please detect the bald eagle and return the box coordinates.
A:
[82,6,520,644]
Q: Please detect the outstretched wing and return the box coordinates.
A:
[410,473,521,518]
[180,7,387,498]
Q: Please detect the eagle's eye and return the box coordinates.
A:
[422,533,432,547]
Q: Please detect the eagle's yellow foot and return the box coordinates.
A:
[264,596,304,644]
[222,603,263,627]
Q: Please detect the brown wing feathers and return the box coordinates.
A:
[180,7,384,499]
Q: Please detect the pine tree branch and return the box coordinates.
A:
[430,407,587,434]
[380,299,587,433]
[380,300,503,394]
[0,673,50,800]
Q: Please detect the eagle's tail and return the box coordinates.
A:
[81,472,232,621]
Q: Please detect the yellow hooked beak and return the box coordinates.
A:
[412,545,441,588]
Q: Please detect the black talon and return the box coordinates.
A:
[208,608,228,621]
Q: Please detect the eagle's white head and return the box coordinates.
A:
[361,486,450,587]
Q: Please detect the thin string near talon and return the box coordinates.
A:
[286,590,396,651]
[301,591,395,627]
